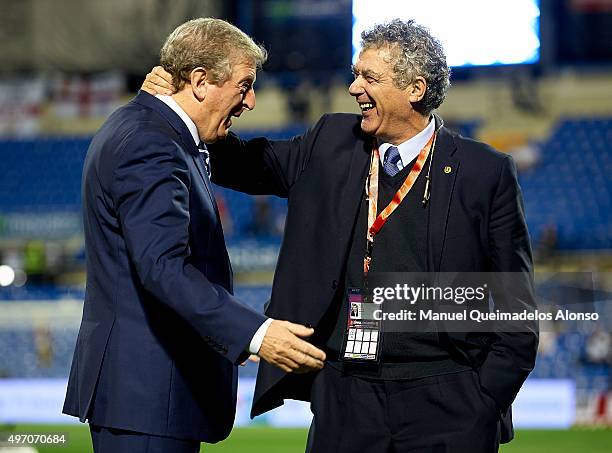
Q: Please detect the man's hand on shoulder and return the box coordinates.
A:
[258,320,326,373]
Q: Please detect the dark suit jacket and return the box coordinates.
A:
[210,113,538,443]
[63,91,266,442]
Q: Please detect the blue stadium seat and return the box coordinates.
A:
[519,116,612,250]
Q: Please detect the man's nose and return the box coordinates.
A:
[243,89,256,110]
[348,78,362,96]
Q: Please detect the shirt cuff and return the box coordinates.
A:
[248,318,273,354]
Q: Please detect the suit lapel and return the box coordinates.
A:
[133,91,233,285]
[192,153,233,286]
[192,153,219,211]
[132,91,220,213]
[132,91,200,155]
[427,123,459,272]
[338,131,372,249]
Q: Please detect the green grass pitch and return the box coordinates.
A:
[6,425,612,452]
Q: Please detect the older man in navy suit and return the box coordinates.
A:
[63,18,325,453]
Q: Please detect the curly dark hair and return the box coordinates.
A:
[361,19,451,115]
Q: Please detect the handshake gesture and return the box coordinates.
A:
[257,320,326,373]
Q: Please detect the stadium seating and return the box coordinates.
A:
[0,138,88,212]
[2,117,610,248]
[0,285,270,379]
[0,117,610,387]
[519,117,612,250]
[2,282,610,386]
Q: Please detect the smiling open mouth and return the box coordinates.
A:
[359,102,375,112]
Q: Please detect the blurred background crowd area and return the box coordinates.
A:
[0,0,611,430]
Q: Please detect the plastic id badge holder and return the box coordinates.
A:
[341,287,381,362]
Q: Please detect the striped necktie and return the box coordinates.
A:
[198,141,211,178]
[383,145,402,176]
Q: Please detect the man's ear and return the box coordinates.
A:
[190,67,209,101]
[408,76,427,103]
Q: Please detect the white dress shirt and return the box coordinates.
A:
[155,94,272,354]
[379,117,435,171]
[156,94,200,146]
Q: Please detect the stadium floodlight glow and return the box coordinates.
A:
[0,265,16,287]
[352,0,540,67]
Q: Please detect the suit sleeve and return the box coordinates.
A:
[112,131,267,364]
[479,155,539,412]
[209,114,331,197]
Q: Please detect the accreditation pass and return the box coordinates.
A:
[341,287,381,361]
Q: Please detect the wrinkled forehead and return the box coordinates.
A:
[355,46,395,72]
[229,57,257,78]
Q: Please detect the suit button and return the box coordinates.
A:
[332,280,338,289]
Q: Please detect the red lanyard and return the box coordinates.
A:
[363,132,435,274]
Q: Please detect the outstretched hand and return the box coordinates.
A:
[258,320,326,373]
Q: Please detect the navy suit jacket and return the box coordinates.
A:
[210,113,538,443]
[63,91,266,442]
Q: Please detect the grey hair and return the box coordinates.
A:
[160,18,267,90]
[361,19,450,115]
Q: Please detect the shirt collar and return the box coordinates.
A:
[379,117,435,166]
[155,94,201,147]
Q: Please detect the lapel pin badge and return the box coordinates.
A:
[443,166,452,174]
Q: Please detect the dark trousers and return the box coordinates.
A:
[90,425,200,453]
[306,366,500,453]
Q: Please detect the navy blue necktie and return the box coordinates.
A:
[383,146,402,176]
[198,141,211,178]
